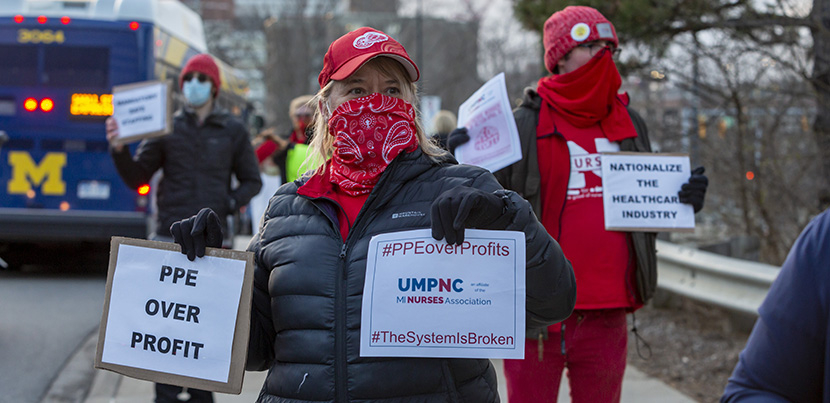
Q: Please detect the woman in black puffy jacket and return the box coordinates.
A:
[172,26,575,403]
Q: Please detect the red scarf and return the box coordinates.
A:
[536,50,637,142]
[327,93,419,196]
[290,123,309,144]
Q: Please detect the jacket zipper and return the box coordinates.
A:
[336,242,348,402]
[304,159,400,402]
[302,196,350,402]
[553,130,569,241]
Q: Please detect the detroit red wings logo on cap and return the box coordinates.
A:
[353,31,389,49]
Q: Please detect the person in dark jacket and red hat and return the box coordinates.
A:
[449,6,709,403]
[105,53,262,402]
[169,27,577,402]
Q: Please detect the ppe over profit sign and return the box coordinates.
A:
[95,237,254,394]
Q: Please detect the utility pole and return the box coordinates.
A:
[812,0,830,208]
[416,0,424,93]
[691,32,701,166]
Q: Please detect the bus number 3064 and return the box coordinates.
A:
[18,29,65,44]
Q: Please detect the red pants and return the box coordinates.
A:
[503,309,628,403]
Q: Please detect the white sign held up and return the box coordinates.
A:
[361,229,526,359]
[455,73,522,173]
[111,80,173,145]
[95,237,254,394]
[601,152,695,232]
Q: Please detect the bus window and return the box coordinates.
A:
[0,45,37,86]
[43,46,109,87]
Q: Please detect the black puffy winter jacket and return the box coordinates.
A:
[245,149,575,402]
[110,108,262,236]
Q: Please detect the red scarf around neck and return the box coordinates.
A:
[536,50,637,142]
[290,122,309,144]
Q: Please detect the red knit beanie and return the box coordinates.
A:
[543,6,618,74]
[179,54,221,98]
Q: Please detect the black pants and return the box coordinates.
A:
[155,383,214,403]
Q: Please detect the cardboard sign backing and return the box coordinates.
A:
[94,237,254,394]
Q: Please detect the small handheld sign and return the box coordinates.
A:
[601,152,695,232]
[94,237,254,394]
[361,229,526,359]
[111,80,173,145]
[455,73,522,173]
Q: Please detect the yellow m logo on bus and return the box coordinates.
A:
[7,151,67,196]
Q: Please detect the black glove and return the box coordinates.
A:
[170,208,224,261]
[431,187,507,245]
[447,127,470,155]
[678,166,708,213]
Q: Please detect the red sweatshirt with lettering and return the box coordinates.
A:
[536,105,639,311]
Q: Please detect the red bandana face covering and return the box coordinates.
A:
[327,93,419,196]
[536,49,637,142]
[291,122,308,144]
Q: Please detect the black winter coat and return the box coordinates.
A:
[111,108,262,236]
[246,149,575,402]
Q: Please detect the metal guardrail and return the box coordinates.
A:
[656,240,780,317]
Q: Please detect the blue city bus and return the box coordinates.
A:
[0,0,250,268]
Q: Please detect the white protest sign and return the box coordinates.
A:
[248,172,282,232]
[95,237,253,394]
[111,80,172,145]
[455,73,522,172]
[419,95,441,134]
[601,152,695,232]
[361,229,525,359]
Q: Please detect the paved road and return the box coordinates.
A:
[0,267,106,403]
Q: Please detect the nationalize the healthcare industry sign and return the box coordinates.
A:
[361,229,526,359]
[601,152,696,232]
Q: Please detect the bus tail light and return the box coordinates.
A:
[136,184,150,211]
[24,98,38,112]
[61,16,71,25]
[40,98,54,112]
[129,21,140,30]
[14,15,24,23]
[37,15,47,24]
[23,97,56,113]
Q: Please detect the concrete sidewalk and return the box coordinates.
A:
[82,352,694,402]
[45,323,694,402]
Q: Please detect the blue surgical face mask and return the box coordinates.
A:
[182,77,213,107]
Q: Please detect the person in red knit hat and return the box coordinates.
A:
[450,6,709,402]
[105,53,261,402]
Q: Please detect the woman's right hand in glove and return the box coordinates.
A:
[170,208,224,261]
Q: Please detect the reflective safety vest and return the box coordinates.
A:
[285,143,311,183]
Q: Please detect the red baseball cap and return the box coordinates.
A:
[318,26,419,88]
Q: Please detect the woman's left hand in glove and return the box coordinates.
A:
[431,187,507,245]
